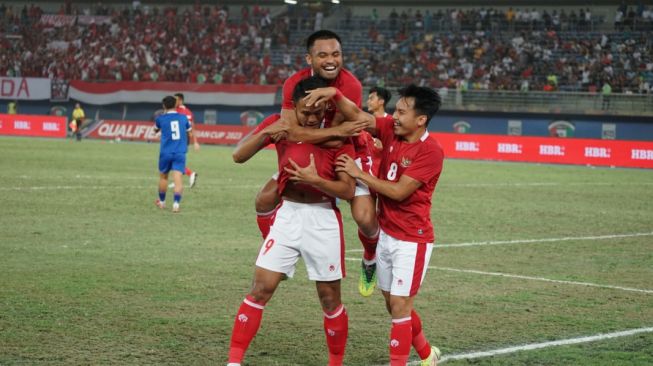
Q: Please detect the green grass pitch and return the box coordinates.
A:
[1,136,652,365]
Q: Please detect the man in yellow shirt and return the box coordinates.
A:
[71,103,85,141]
[7,100,17,114]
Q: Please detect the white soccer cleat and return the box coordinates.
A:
[172,202,180,213]
[420,346,441,366]
[189,172,198,188]
[155,199,165,209]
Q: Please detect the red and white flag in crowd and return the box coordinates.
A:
[68,81,278,106]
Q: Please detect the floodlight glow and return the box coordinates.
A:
[284,0,297,4]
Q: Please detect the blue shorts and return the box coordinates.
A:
[159,152,186,174]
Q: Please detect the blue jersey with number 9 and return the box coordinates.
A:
[156,111,191,154]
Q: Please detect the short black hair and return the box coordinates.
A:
[306,30,341,53]
[162,96,177,109]
[397,85,441,124]
[369,86,391,106]
[292,76,330,104]
[174,93,184,101]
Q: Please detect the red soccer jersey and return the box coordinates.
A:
[375,116,444,243]
[276,140,355,202]
[354,130,383,178]
[281,67,362,127]
[252,114,355,201]
[177,104,194,125]
[281,67,362,109]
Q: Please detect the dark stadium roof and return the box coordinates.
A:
[46,0,641,6]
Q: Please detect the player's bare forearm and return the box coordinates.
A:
[232,130,269,163]
[311,173,355,201]
[335,154,420,201]
[287,126,344,144]
[360,172,423,201]
[332,90,377,134]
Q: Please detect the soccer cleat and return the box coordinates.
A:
[155,199,165,209]
[189,172,198,188]
[172,202,180,213]
[420,346,441,366]
[358,260,377,297]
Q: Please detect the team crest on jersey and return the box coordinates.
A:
[400,157,412,167]
[329,264,335,272]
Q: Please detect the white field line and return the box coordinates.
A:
[343,259,653,294]
[346,232,653,252]
[430,266,653,294]
[439,182,653,187]
[0,184,263,191]
[406,326,653,364]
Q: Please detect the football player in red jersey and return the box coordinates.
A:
[228,76,355,366]
[248,30,383,297]
[305,84,444,366]
[174,93,200,188]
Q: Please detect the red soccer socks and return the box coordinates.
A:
[358,228,379,262]
[227,295,266,364]
[256,210,275,239]
[323,304,348,366]
[389,317,412,366]
[411,310,433,359]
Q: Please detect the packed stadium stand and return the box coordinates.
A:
[1,2,652,94]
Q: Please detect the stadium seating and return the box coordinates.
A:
[0,3,651,94]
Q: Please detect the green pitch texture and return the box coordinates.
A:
[1,137,652,365]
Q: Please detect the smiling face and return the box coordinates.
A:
[305,38,343,81]
[294,98,326,129]
[392,97,427,140]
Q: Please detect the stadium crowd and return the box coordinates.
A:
[0,3,294,84]
[0,2,652,93]
[348,29,653,94]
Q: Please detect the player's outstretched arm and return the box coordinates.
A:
[285,154,355,200]
[335,154,422,201]
[232,127,276,164]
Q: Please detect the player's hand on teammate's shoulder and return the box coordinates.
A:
[303,86,337,107]
[335,154,362,179]
[335,119,368,137]
[262,118,290,141]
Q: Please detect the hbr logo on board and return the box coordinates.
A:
[584,147,611,158]
[539,145,565,156]
[455,141,480,152]
[497,143,522,154]
[631,149,653,160]
[14,120,30,130]
[43,122,60,131]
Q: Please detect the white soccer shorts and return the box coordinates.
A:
[255,200,345,281]
[354,156,371,197]
[376,229,434,297]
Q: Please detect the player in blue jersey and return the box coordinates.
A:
[154,95,193,213]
